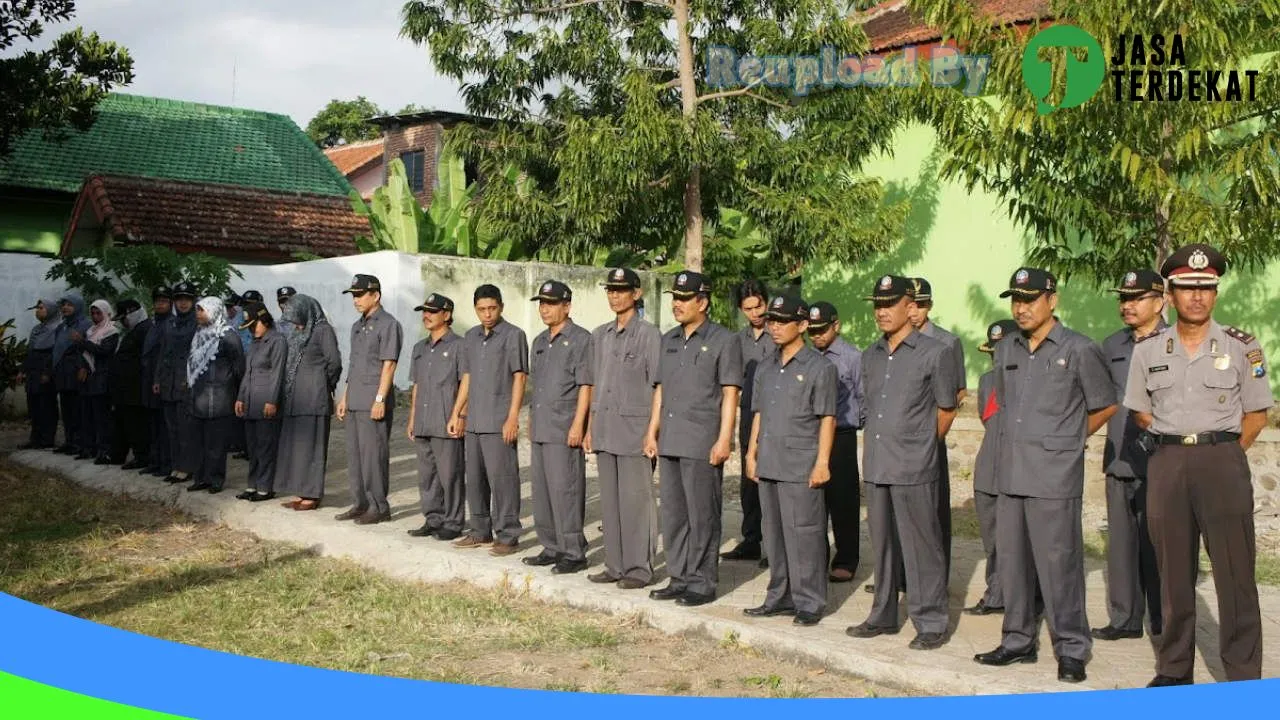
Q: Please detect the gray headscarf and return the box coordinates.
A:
[28,295,62,351]
[52,291,90,364]
[281,294,327,398]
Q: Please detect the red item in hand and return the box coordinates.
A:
[981,391,999,423]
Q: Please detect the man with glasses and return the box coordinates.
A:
[1092,270,1168,643]
[805,301,865,584]
[723,279,774,566]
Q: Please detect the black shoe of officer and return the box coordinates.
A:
[720,542,761,561]
[649,583,685,601]
[1058,658,1087,683]
[1146,674,1192,688]
[974,645,1037,666]
[407,523,436,538]
[964,600,1004,616]
[1091,626,1141,641]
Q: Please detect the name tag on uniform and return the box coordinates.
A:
[535,348,545,355]
[1148,365,1169,373]
[665,348,678,354]
[1111,357,1125,363]
[1004,364,1018,370]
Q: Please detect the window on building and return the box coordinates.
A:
[400,150,425,193]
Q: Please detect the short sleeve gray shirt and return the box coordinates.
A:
[861,330,957,485]
[460,319,529,434]
[656,320,743,460]
[590,316,662,457]
[529,320,594,444]
[751,346,837,484]
[346,306,404,410]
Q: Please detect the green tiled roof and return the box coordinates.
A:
[0,93,354,196]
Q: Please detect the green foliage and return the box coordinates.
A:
[1,1,134,158]
[305,96,385,147]
[909,0,1280,285]
[0,319,28,394]
[44,245,243,305]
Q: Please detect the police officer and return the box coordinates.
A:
[140,286,172,477]
[335,274,404,525]
[451,284,529,556]
[157,281,199,485]
[405,294,466,541]
[585,268,662,589]
[1093,269,1168,642]
[524,281,594,574]
[805,301,865,583]
[974,267,1116,684]
[1125,244,1272,686]
[847,275,956,651]
[644,271,743,607]
[723,279,774,566]
[744,295,837,626]
[965,318,1019,615]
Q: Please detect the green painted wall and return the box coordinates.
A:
[804,123,1280,395]
[0,195,72,255]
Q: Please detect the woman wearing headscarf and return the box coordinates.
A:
[157,282,199,485]
[185,296,245,493]
[109,298,153,468]
[276,294,342,511]
[51,291,92,455]
[18,295,63,449]
[74,299,120,462]
[139,286,172,476]
[235,301,287,501]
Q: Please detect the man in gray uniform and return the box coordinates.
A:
[451,284,529,556]
[406,293,466,541]
[975,267,1116,684]
[644,270,743,607]
[847,275,957,651]
[336,274,404,525]
[723,278,774,566]
[585,268,661,590]
[1126,243,1272,686]
[523,280,594,574]
[744,295,837,626]
[1094,269,1168,642]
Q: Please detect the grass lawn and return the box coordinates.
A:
[0,458,893,699]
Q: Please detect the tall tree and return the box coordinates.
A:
[0,0,133,158]
[910,0,1280,284]
[305,96,385,147]
[400,0,909,273]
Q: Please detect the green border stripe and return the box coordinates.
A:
[0,671,190,719]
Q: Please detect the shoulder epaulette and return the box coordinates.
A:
[1224,325,1256,344]
[1135,327,1166,344]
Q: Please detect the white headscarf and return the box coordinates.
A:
[84,299,119,372]
[186,296,230,387]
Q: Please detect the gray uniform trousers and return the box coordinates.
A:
[974,489,1003,607]
[530,441,587,562]
[245,418,282,493]
[937,444,952,580]
[597,452,657,583]
[190,416,232,490]
[760,479,828,615]
[464,432,522,545]
[865,481,948,634]
[164,401,194,474]
[1104,474,1162,633]
[414,436,465,533]
[997,494,1090,661]
[659,456,723,597]
[346,409,393,515]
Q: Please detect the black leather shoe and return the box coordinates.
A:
[1146,674,1192,688]
[758,556,769,569]
[207,486,223,495]
[974,645,1037,666]
[433,528,462,541]
[743,604,796,618]
[649,584,685,601]
[522,552,559,567]
[909,632,946,650]
[845,622,900,639]
[675,592,715,607]
[617,577,647,590]
[964,600,1004,616]
[186,481,212,492]
[236,490,256,500]
[1091,626,1141,641]
[793,612,821,626]
[335,507,367,521]
[164,474,186,484]
[588,572,620,584]
[720,542,761,561]
[1058,657,1087,683]
[408,523,436,538]
[552,558,588,575]
[248,492,275,502]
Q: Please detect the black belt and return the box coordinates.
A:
[1153,431,1240,446]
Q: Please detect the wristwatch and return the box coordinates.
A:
[375,394,385,403]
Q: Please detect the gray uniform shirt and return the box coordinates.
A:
[819,336,866,430]
[656,319,743,460]
[861,330,957,485]
[1102,321,1167,478]
[921,320,967,393]
[409,330,463,438]
[1124,320,1274,435]
[751,345,838,484]
[530,320,594,444]
[284,323,342,417]
[236,330,287,419]
[973,370,998,493]
[993,321,1115,499]
[460,319,529,434]
[590,315,661,457]
[738,326,777,414]
[346,306,404,410]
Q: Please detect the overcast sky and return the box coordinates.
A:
[31,0,468,126]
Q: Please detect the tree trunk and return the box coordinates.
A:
[1154,119,1174,270]
[674,0,703,272]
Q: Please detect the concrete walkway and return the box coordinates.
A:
[7,412,1278,696]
